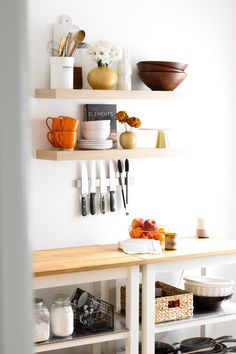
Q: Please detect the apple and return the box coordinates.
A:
[143,219,159,232]
[131,218,145,230]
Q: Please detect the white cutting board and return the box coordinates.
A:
[53,14,79,45]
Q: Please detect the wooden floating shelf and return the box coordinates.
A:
[34,89,180,100]
[36,147,182,161]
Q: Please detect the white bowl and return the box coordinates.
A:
[82,127,110,140]
[81,120,110,128]
[184,276,234,297]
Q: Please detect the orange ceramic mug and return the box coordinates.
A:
[46,116,79,131]
[47,131,61,148]
[46,116,63,131]
[55,130,78,150]
[60,116,80,131]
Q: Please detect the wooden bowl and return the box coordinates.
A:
[138,61,188,71]
[137,62,183,73]
[138,71,187,91]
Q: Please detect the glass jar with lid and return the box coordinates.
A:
[50,294,74,337]
[33,298,50,343]
[165,232,177,250]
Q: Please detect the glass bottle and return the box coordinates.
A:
[33,298,50,343]
[50,294,74,337]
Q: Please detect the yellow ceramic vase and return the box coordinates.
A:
[87,66,117,90]
[119,131,136,149]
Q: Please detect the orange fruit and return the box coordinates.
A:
[154,232,165,246]
[130,227,143,238]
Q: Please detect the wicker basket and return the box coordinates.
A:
[120,281,193,323]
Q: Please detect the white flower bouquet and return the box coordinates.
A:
[88,40,122,67]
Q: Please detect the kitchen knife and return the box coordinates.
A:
[117,160,128,214]
[99,161,107,214]
[109,160,116,212]
[81,162,88,216]
[125,158,129,205]
[89,160,96,215]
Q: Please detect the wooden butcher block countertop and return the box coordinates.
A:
[32,243,144,277]
[33,238,236,277]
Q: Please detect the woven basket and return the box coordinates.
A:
[120,281,193,323]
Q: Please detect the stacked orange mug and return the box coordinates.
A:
[46,116,80,150]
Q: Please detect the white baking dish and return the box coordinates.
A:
[183,276,234,297]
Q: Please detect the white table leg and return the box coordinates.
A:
[125,265,139,354]
[141,263,156,354]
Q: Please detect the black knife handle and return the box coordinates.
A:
[90,193,96,215]
[100,194,105,214]
[110,191,115,212]
[81,196,87,216]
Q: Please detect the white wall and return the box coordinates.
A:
[29,0,236,339]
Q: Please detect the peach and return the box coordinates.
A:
[143,219,159,232]
[131,218,145,230]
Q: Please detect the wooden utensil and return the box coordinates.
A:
[65,32,73,57]
[68,30,86,57]
[58,36,67,56]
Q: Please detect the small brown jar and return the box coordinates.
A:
[165,232,177,250]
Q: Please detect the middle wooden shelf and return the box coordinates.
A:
[36,147,183,161]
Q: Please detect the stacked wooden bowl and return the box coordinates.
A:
[137,61,188,91]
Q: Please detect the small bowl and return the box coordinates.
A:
[81,120,111,129]
[82,127,110,140]
[138,71,187,91]
[81,120,110,127]
[137,62,183,73]
[138,61,188,71]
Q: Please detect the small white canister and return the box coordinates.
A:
[50,57,74,89]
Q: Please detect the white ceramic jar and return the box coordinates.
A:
[50,57,74,89]
[50,294,74,337]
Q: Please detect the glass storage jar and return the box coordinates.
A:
[165,232,177,250]
[33,298,50,343]
[50,294,74,337]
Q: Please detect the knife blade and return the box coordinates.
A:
[109,160,116,212]
[81,162,88,216]
[89,160,96,215]
[117,160,127,214]
[99,161,107,214]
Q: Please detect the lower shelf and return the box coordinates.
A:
[155,301,236,333]
[35,319,128,353]
[116,301,236,334]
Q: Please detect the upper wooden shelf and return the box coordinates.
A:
[36,147,182,161]
[34,89,180,100]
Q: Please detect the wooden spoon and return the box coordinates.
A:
[58,37,67,56]
[68,30,86,57]
[65,32,73,57]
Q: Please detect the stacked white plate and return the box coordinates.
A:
[78,139,113,150]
